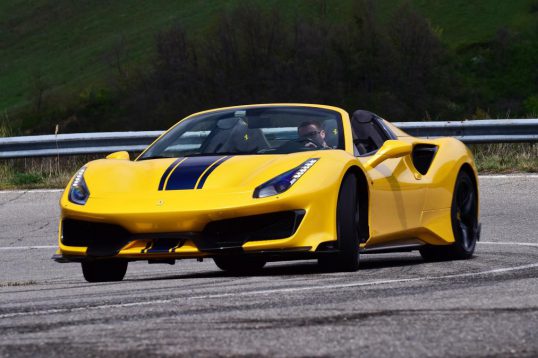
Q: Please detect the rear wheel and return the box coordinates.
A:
[213,256,266,274]
[81,260,128,282]
[318,174,360,272]
[420,170,478,261]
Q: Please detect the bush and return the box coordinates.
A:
[117,1,455,126]
[10,172,44,186]
[530,1,538,13]
[524,95,538,114]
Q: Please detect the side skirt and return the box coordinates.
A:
[360,243,425,254]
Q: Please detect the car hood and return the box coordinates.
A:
[81,152,325,198]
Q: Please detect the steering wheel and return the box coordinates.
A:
[294,137,320,148]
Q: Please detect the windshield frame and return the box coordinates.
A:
[136,105,346,160]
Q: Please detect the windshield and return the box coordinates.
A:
[138,106,344,160]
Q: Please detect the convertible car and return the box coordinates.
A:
[53,104,480,282]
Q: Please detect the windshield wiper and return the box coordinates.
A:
[137,155,174,161]
[140,152,263,160]
[183,152,252,157]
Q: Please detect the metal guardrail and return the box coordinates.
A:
[0,119,536,159]
[0,131,162,159]
[399,119,538,143]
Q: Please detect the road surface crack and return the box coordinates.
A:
[0,192,27,208]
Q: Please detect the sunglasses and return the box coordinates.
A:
[300,130,321,138]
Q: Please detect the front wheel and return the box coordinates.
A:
[420,170,479,261]
[318,174,360,272]
[213,256,266,274]
[81,260,128,282]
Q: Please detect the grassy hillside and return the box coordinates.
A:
[1,0,537,128]
[376,0,537,46]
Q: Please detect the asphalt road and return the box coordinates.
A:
[0,175,537,357]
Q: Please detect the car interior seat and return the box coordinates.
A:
[234,128,270,153]
[351,110,388,154]
[201,116,270,154]
[322,119,339,148]
[200,117,248,154]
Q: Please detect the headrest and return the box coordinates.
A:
[323,119,338,138]
[323,119,337,131]
[217,117,246,130]
[323,119,339,147]
[352,110,378,123]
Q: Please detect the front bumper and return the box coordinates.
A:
[57,210,308,260]
[56,177,340,262]
[56,207,337,263]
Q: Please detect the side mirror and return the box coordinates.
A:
[365,140,412,169]
[106,151,130,160]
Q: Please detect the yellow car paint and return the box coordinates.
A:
[57,103,479,261]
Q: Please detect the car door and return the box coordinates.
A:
[358,152,426,246]
[350,112,426,246]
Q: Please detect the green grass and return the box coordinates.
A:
[0,117,12,137]
[1,0,536,123]
[0,155,96,190]
[375,0,537,47]
[471,143,538,173]
[0,0,227,114]
[9,172,44,186]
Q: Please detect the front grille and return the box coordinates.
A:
[61,210,306,256]
[196,210,305,252]
[61,219,131,257]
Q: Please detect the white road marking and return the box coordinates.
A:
[0,245,56,251]
[479,174,538,179]
[1,261,537,319]
[189,262,538,300]
[481,241,538,247]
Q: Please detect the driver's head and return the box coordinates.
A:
[298,120,327,147]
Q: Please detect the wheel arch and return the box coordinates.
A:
[458,162,480,218]
[343,166,370,243]
[422,137,479,211]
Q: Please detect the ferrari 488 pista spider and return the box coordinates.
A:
[53,104,480,282]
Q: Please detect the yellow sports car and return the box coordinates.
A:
[54,104,480,282]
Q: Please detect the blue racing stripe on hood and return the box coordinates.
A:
[196,156,231,189]
[165,156,223,190]
[158,158,184,191]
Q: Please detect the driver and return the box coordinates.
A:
[297,120,328,148]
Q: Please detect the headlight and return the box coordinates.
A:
[68,167,90,205]
[253,158,319,198]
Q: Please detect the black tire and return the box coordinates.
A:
[420,170,478,261]
[318,174,360,272]
[81,260,128,282]
[213,256,266,274]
